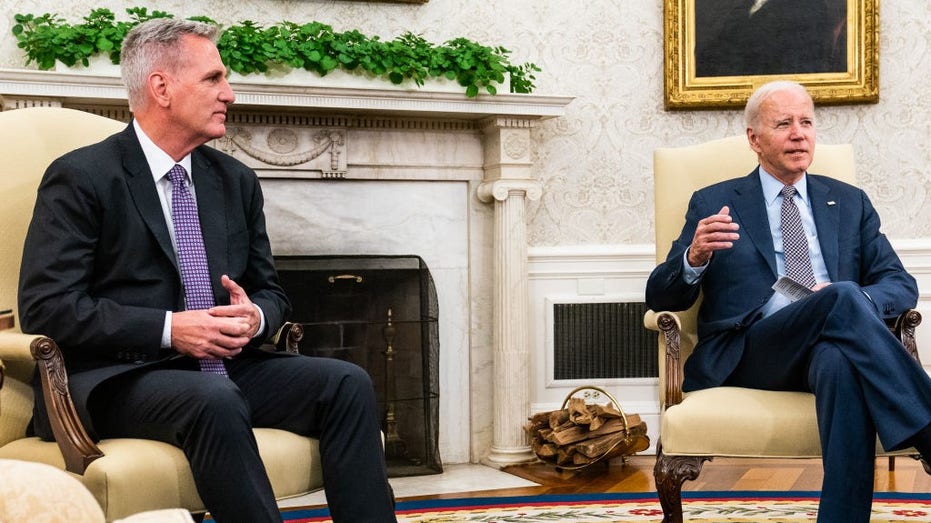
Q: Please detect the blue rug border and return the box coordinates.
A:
[281,490,931,518]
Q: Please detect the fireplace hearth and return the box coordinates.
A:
[274,255,442,477]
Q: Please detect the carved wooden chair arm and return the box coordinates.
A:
[644,310,685,409]
[30,336,104,474]
[0,331,102,475]
[887,309,922,363]
[272,322,304,354]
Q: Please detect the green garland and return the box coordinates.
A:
[12,7,540,97]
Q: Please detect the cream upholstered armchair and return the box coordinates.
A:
[0,107,322,521]
[644,135,922,523]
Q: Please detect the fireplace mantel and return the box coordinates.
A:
[0,68,571,120]
[0,67,573,467]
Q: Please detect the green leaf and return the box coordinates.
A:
[96,37,113,51]
[10,7,539,96]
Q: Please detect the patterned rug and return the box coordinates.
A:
[277,491,931,522]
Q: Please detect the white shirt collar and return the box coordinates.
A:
[133,119,193,183]
[759,165,809,207]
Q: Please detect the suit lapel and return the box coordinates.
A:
[119,127,177,268]
[729,170,778,278]
[808,175,840,281]
[191,150,230,301]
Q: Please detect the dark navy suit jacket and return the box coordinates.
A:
[18,123,291,438]
[645,168,917,391]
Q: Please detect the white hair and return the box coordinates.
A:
[120,18,220,111]
[744,81,813,131]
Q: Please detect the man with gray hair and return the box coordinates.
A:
[646,80,931,522]
[19,17,396,522]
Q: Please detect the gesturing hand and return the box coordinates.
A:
[688,206,740,267]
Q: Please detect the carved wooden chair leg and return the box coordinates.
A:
[654,444,711,523]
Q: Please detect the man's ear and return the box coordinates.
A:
[148,72,171,108]
[746,127,761,153]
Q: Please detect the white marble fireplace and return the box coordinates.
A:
[0,68,572,466]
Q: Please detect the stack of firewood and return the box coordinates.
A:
[525,396,649,469]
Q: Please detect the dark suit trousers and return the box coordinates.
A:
[723,282,931,523]
[88,352,396,523]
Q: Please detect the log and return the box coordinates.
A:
[526,398,650,470]
[567,397,593,425]
[575,430,630,459]
[547,414,642,446]
[548,408,570,429]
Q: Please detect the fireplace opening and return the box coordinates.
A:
[274,255,442,477]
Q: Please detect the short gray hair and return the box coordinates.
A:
[121,18,220,110]
[744,81,813,131]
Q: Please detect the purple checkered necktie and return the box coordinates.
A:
[168,164,228,376]
[780,185,817,289]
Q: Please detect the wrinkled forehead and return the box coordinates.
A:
[759,90,815,121]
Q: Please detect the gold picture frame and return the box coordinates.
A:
[663,0,878,110]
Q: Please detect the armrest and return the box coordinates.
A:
[0,330,37,363]
[271,322,304,354]
[31,337,104,474]
[644,310,684,409]
[887,309,922,363]
[0,330,103,474]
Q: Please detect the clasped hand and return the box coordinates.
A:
[171,275,260,360]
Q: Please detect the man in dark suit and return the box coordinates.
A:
[646,81,931,522]
[18,18,396,523]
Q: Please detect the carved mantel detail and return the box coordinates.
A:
[217,126,348,177]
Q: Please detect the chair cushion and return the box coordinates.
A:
[660,387,907,457]
[255,428,322,499]
[0,429,320,520]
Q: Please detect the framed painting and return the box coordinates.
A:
[663,0,878,110]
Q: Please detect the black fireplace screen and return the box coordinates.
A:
[273,255,442,477]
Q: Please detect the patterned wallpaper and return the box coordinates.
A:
[3,0,929,245]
